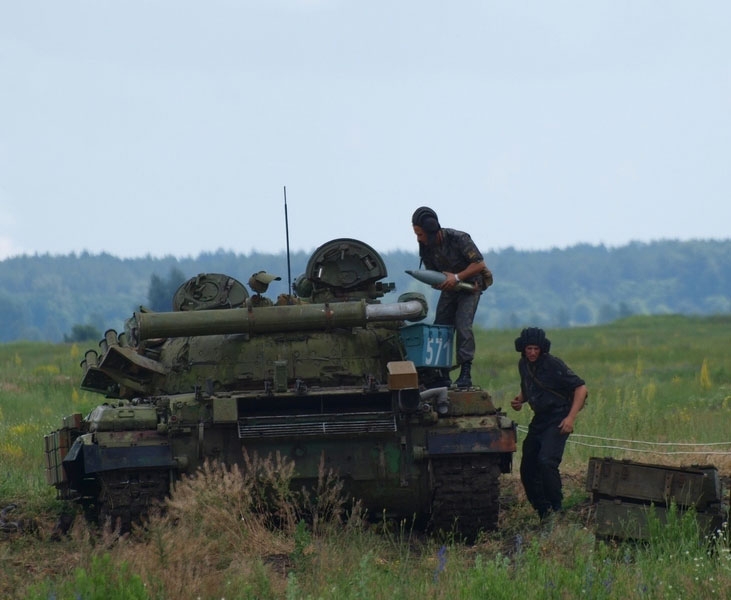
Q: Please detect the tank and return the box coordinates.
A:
[44,238,516,540]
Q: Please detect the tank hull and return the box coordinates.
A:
[49,384,515,538]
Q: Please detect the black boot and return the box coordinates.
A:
[455,361,472,388]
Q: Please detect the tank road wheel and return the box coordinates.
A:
[429,454,502,542]
[94,469,170,531]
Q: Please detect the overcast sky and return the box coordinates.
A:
[1,1,729,261]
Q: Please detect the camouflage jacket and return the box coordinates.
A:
[419,228,492,289]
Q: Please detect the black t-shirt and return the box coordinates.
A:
[519,353,585,414]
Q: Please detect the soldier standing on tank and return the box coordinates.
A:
[510,327,588,519]
[411,206,493,388]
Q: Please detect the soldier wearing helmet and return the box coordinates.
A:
[411,206,493,388]
[247,271,281,307]
[511,327,588,519]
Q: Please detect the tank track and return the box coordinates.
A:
[429,454,502,542]
[90,468,170,531]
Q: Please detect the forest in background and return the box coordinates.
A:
[0,238,729,343]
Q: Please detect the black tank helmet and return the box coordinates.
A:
[411,206,441,234]
[514,327,551,354]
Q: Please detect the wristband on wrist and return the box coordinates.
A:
[454,273,460,282]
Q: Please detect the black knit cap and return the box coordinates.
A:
[411,206,441,233]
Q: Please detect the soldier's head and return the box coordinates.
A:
[411,206,441,246]
[515,327,551,361]
[248,271,281,294]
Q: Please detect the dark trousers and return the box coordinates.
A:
[520,410,570,518]
[434,290,481,364]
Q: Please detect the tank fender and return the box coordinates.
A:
[62,434,175,477]
[426,419,517,456]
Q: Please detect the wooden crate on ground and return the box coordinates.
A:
[585,457,727,541]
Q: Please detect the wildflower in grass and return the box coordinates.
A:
[433,545,447,582]
[10,423,38,436]
[1,443,23,459]
[635,355,643,377]
[699,358,712,390]
[34,364,60,376]
[582,564,595,592]
[70,344,80,360]
[623,389,641,422]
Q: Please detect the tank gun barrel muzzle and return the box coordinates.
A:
[127,299,426,344]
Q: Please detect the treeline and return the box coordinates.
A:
[1,239,729,343]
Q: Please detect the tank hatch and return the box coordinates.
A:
[173,273,249,311]
[304,238,394,301]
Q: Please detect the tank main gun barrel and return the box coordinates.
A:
[128,299,426,343]
[405,269,477,293]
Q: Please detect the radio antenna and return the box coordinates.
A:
[284,186,292,296]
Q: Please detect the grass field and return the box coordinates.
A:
[1,315,730,599]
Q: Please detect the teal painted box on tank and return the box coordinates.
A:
[399,324,454,368]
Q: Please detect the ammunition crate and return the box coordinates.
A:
[586,457,726,541]
[586,457,721,509]
[399,324,454,368]
[593,498,725,541]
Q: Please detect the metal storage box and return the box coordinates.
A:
[399,324,454,368]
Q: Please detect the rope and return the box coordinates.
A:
[515,425,731,457]
[570,433,731,447]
